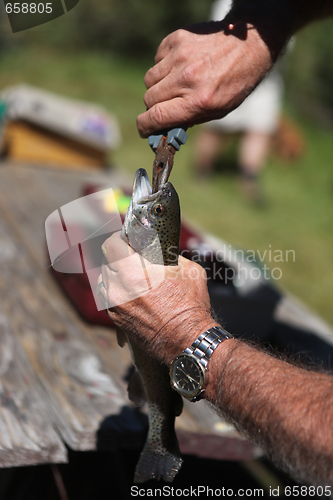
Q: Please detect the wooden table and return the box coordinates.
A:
[0,162,260,469]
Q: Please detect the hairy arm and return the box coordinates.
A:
[205,338,333,485]
[137,0,333,137]
[99,233,333,485]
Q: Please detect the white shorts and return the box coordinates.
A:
[206,70,283,135]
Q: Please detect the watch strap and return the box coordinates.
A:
[184,326,233,370]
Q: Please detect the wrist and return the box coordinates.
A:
[169,324,234,403]
[163,313,219,367]
[226,1,296,61]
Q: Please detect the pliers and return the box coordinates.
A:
[148,127,188,193]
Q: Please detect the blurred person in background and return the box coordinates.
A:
[195,0,284,204]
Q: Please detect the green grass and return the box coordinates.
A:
[173,126,333,325]
[1,46,333,325]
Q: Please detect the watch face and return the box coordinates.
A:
[170,354,205,397]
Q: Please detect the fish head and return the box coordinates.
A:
[122,168,180,265]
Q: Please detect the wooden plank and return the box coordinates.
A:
[0,202,130,451]
[0,232,67,466]
[0,163,128,265]
[0,315,67,467]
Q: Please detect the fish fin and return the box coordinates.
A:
[173,391,183,417]
[128,369,147,407]
[134,445,183,483]
[116,327,127,348]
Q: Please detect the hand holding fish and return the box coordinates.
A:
[99,222,218,483]
[98,236,333,486]
[99,231,217,367]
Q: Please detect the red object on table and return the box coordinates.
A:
[48,184,204,327]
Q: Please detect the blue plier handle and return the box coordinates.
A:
[148,127,188,193]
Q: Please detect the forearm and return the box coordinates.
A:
[101,239,333,484]
[205,338,333,485]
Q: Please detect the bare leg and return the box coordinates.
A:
[238,131,272,202]
[239,131,271,175]
[194,129,223,177]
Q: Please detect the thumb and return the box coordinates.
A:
[137,98,193,138]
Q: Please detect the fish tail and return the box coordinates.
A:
[134,441,183,483]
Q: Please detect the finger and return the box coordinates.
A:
[154,29,187,64]
[177,254,206,275]
[101,231,135,271]
[102,255,165,307]
[101,259,112,285]
[96,273,109,309]
[100,262,122,309]
[97,273,106,291]
[168,256,207,285]
[101,259,116,304]
[184,258,208,281]
[143,72,183,110]
[144,57,172,91]
[137,97,195,138]
[154,34,174,64]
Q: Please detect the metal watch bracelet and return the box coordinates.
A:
[184,325,233,370]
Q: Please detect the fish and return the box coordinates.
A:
[119,167,183,483]
[122,168,180,267]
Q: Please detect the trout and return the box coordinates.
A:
[119,168,183,483]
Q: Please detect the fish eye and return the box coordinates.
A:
[152,204,165,216]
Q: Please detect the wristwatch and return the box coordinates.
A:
[170,325,233,402]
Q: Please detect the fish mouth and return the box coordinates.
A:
[122,169,160,241]
[132,168,159,205]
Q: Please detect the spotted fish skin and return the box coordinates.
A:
[128,344,183,483]
[120,168,183,483]
[123,171,180,266]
